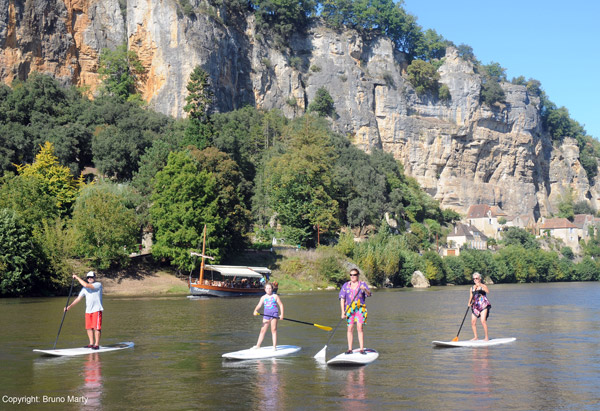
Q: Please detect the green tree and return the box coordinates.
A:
[265,115,339,245]
[71,183,139,269]
[456,44,476,63]
[150,151,221,270]
[501,227,539,249]
[573,201,595,215]
[423,250,445,284]
[253,0,316,46]
[557,190,575,221]
[189,146,252,251]
[184,66,214,123]
[0,173,60,228]
[308,87,336,117]
[15,142,83,213]
[97,44,146,102]
[407,60,440,95]
[0,209,46,296]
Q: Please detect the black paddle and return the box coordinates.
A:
[53,276,75,349]
[258,313,332,331]
[452,305,471,342]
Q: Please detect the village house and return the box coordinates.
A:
[572,214,599,242]
[503,214,536,234]
[445,222,488,256]
[537,217,579,251]
[466,204,507,240]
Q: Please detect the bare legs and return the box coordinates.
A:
[470,309,489,341]
[86,329,101,346]
[255,319,278,349]
[347,322,365,351]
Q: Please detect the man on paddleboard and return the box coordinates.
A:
[64,271,104,349]
[339,268,371,354]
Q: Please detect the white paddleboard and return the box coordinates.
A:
[432,338,516,348]
[33,342,134,356]
[222,345,301,360]
[327,348,379,366]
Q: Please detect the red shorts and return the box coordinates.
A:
[85,311,102,330]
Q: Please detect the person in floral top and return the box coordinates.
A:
[339,268,371,354]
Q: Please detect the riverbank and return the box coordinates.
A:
[96,248,340,297]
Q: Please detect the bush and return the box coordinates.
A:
[0,209,47,296]
[308,87,335,117]
[407,60,440,95]
[438,84,451,101]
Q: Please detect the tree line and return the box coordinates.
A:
[0,71,457,296]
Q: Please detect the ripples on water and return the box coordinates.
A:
[1,282,599,410]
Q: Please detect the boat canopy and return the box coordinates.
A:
[205,265,270,278]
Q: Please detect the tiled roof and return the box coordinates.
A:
[466,204,489,219]
[448,223,488,241]
[573,214,594,229]
[466,204,506,219]
[538,218,577,229]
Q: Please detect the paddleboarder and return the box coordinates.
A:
[253,283,284,350]
[64,271,104,349]
[339,269,371,354]
[468,272,491,341]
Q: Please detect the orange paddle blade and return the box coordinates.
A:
[451,336,459,342]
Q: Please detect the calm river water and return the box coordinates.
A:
[1,282,600,410]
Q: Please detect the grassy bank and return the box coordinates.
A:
[95,248,343,297]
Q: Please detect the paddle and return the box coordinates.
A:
[313,285,363,360]
[53,276,75,349]
[258,313,332,331]
[451,305,471,342]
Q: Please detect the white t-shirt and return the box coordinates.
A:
[78,282,103,313]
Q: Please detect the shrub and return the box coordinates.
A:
[407,60,440,96]
[308,87,335,117]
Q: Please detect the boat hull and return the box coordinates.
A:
[189,284,266,297]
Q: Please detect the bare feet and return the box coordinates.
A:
[483,338,489,341]
[470,337,478,341]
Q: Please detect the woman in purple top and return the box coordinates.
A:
[253,283,284,350]
[339,268,371,354]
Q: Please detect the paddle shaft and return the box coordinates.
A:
[453,305,471,341]
[260,314,332,331]
[53,277,75,349]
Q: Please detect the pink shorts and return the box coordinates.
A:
[346,301,368,325]
[85,311,102,330]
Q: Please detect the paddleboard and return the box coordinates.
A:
[222,345,301,360]
[432,338,516,348]
[33,342,134,356]
[327,348,379,366]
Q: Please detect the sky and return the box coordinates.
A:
[403,0,600,139]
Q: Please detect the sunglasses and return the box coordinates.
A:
[350,274,358,277]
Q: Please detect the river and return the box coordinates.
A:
[1,282,599,410]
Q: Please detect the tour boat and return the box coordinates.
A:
[189,264,274,297]
[188,226,276,297]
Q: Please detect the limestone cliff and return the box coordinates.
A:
[0,0,596,219]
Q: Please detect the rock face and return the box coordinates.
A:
[410,270,430,288]
[1,1,597,217]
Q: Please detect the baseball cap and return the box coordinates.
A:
[86,271,96,278]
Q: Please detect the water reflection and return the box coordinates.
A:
[256,359,283,410]
[341,367,367,410]
[471,348,491,396]
[80,353,103,409]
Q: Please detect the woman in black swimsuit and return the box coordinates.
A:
[468,272,491,341]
